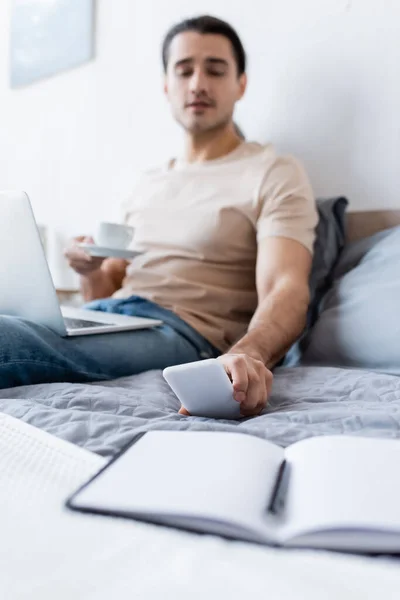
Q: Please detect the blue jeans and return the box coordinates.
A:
[0,296,220,390]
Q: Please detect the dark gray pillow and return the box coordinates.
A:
[282,196,348,366]
[308,196,348,325]
[298,225,400,375]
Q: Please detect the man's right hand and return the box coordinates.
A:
[64,236,105,276]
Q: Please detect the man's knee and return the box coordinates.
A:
[0,315,25,336]
[0,316,49,360]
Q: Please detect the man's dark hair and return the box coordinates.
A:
[162,15,246,76]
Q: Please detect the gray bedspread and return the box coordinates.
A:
[0,366,399,457]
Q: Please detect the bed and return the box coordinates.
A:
[2,208,399,457]
[1,210,400,599]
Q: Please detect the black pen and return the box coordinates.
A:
[268,459,287,514]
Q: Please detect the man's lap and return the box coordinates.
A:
[0,296,219,389]
[83,295,219,360]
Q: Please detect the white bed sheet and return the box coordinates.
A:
[1,412,399,600]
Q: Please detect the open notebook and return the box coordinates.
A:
[66,431,400,553]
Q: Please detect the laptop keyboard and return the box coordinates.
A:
[63,317,113,330]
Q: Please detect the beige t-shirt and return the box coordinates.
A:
[113,142,318,352]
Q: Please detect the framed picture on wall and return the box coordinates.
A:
[10,0,95,88]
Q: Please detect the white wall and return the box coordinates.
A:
[0,0,399,282]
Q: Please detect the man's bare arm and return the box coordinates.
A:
[80,258,128,302]
[229,237,312,368]
[64,237,128,301]
[217,237,312,416]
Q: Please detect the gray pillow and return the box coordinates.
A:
[298,225,400,375]
[308,196,348,324]
[282,196,348,366]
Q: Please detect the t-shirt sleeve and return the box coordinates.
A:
[256,155,318,254]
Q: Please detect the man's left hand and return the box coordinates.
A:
[178,353,272,417]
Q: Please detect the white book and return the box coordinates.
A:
[67,431,400,553]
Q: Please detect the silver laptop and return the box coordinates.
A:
[0,191,162,336]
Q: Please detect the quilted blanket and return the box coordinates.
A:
[0,366,399,457]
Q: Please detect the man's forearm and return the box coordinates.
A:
[80,270,118,302]
[228,280,310,369]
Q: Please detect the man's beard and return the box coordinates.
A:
[177,111,232,135]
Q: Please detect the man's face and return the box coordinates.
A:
[164,32,247,134]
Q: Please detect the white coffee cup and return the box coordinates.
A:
[95,222,134,249]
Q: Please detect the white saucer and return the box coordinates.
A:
[78,243,142,260]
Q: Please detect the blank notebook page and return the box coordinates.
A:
[74,430,284,529]
[282,435,400,540]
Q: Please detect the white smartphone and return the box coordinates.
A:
[163,358,242,419]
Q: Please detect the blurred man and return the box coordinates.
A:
[2,16,317,416]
